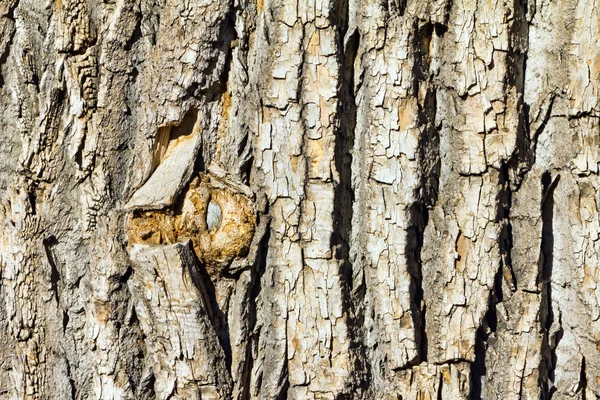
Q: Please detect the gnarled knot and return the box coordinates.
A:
[127,173,256,274]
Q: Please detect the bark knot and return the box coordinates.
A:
[127,173,256,275]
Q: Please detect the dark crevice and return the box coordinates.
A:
[127,304,139,327]
[237,133,249,158]
[470,267,501,399]
[74,131,85,169]
[28,187,37,215]
[419,301,428,363]
[248,222,272,396]
[62,310,69,333]
[539,171,558,287]
[539,171,559,398]
[334,28,358,308]
[239,218,270,400]
[117,265,133,285]
[514,93,555,191]
[411,19,442,366]
[44,236,61,304]
[333,0,350,38]
[277,292,290,400]
[124,10,143,51]
[275,372,290,400]
[64,355,76,399]
[193,140,206,177]
[434,22,448,37]
[413,23,441,209]
[531,94,555,144]
[578,357,587,399]
[388,0,407,17]
[145,107,201,200]
[503,0,532,191]
[170,107,199,142]
[418,22,434,73]
[238,146,253,185]
[498,163,517,291]
[336,19,371,392]
[472,162,507,399]
[442,0,454,27]
[407,202,429,365]
[137,367,156,399]
[185,82,200,100]
[187,248,232,371]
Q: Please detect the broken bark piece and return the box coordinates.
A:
[127,173,256,274]
[128,242,232,399]
[126,112,202,211]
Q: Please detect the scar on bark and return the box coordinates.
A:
[127,174,256,275]
[126,109,256,275]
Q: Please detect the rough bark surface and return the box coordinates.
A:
[0,0,599,398]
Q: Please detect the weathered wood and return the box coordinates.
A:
[1,0,600,398]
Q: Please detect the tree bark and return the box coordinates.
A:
[0,0,599,398]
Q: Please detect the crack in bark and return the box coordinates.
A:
[539,171,559,397]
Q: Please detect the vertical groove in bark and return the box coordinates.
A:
[335,6,364,393]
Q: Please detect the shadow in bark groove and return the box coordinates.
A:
[387,0,407,16]
[137,363,156,400]
[334,0,358,296]
[411,19,442,365]
[470,263,501,399]
[539,171,559,398]
[471,164,511,398]
[65,359,76,400]
[239,213,271,400]
[504,0,532,192]
[498,163,518,291]
[408,202,429,364]
[336,17,371,392]
[187,248,233,371]
[124,10,142,52]
[244,212,286,398]
[578,356,588,398]
[43,236,60,304]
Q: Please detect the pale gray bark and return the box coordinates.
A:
[1,0,599,398]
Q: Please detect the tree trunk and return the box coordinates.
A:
[0,0,599,398]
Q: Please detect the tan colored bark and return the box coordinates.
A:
[1,0,600,398]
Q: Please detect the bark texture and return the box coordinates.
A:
[0,0,599,398]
